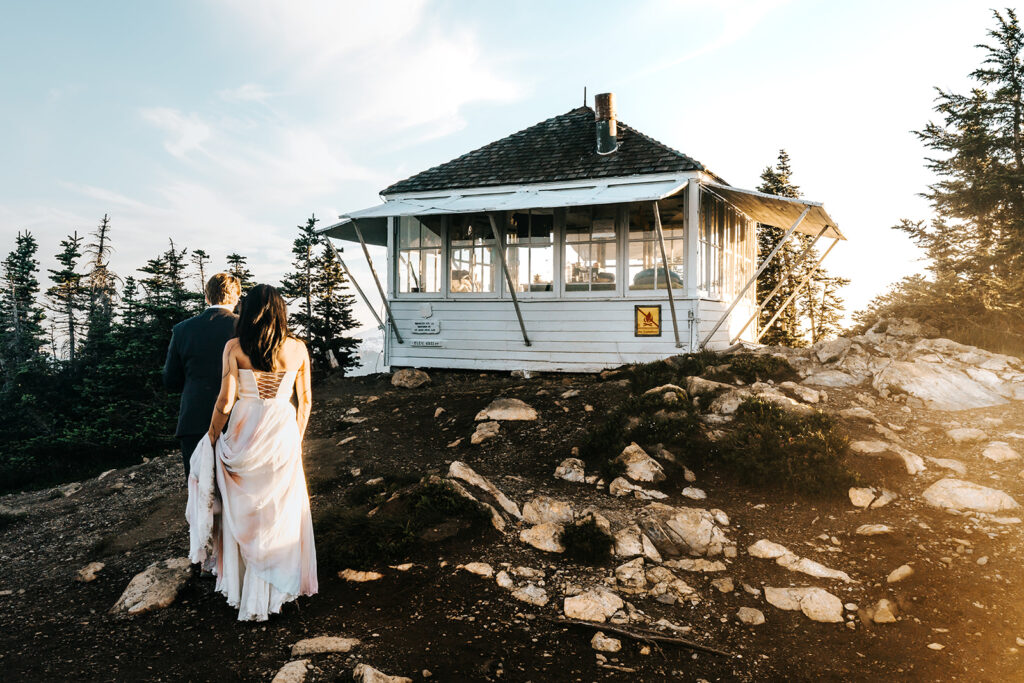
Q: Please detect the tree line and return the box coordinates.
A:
[0,214,359,493]
[855,8,1024,354]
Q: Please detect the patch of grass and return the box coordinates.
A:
[715,398,856,496]
[314,479,489,570]
[726,353,798,384]
[562,518,613,564]
[625,359,678,393]
[669,349,721,377]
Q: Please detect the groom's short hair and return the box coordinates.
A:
[206,273,242,305]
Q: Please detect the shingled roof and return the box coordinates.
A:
[381,106,709,195]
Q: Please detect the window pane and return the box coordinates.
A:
[565,242,591,291]
[449,213,496,293]
[628,239,659,289]
[421,216,442,248]
[398,216,420,249]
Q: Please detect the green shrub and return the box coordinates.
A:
[727,353,798,384]
[670,349,721,377]
[625,360,679,393]
[716,398,855,496]
[562,518,613,564]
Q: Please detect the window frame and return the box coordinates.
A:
[394,215,446,298]
[561,204,624,298]
[446,212,503,298]
[503,209,557,299]
[624,197,687,297]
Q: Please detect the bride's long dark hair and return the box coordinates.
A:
[236,284,289,372]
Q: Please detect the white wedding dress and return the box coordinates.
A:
[185,368,318,621]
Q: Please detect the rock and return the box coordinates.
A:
[495,570,514,589]
[681,487,706,500]
[927,642,945,651]
[850,440,888,455]
[563,589,624,623]
[591,632,622,653]
[511,583,549,607]
[471,421,501,445]
[871,599,898,624]
[76,562,105,583]
[433,407,445,418]
[685,376,734,396]
[875,361,1007,411]
[855,524,893,536]
[887,564,914,583]
[803,370,860,387]
[640,533,663,563]
[475,398,538,421]
[519,523,565,553]
[460,562,493,578]
[778,556,855,583]
[947,427,989,443]
[608,477,667,500]
[441,478,507,532]
[710,509,730,526]
[711,577,734,593]
[982,441,1021,463]
[272,660,310,683]
[683,466,697,483]
[353,664,413,683]
[748,539,790,559]
[338,569,383,582]
[512,565,545,579]
[765,586,843,623]
[615,558,647,594]
[925,456,968,476]
[848,487,876,508]
[523,496,574,525]
[554,458,586,483]
[615,443,666,483]
[613,526,644,558]
[645,567,695,602]
[840,407,876,421]
[850,440,925,475]
[814,337,852,363]
[779,381,820,403]
[663,558,727,573]
[59,482,82,497]
[737,607,765,625]
[709,389,746,415]
[643,384,687,400]
[638,503,732,558]
[922,478,1020,513]
[391,368,430,389]
[561,389,580,399]
[110,558,191,616]
[291,637,360,656]
[448,461,522,520]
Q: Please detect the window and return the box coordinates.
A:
[397,216,443,294]
[699,190,754,300]
[507,209,554,293]
[627,195,686,291]
[564,205,618,292]
[449,213,498,293]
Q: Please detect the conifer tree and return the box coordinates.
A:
[309,242,359,374]
[280,215,319,342]
[46,232,86,363]
[756,151,804,346]
[226,253,254,292]
[191,249,210,294]
[0,231,46,370]
[83,215,117,343]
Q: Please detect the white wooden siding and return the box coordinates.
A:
[385,297,752,372]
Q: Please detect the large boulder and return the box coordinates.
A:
[614,443,666,483]
[637,503,732,558]
[872,361,1007,411]
[447,461,521,520]
[475,398,538,421]
[764,586,843,623]
[921,478,1020,513]
[685,376,734,397]
[802,370,861,388]
[519,523,565,553]
[110,558,191,616]
[523,496,574,525]
[813,337,852,364]
[391,368,430,389]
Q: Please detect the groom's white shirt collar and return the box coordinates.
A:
[211,304,235,311]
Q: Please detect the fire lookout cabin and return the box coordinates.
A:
[323,93,843,373]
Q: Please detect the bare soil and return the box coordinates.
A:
[1,368,1023,681]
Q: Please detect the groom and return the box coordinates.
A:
[163,273,242,478]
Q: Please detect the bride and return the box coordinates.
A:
[185,284,318,621]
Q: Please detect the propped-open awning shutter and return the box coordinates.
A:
[701,182,844,240]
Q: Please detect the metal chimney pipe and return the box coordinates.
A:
[594,92,617,155]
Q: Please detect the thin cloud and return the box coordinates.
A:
[140,107,212,158]
[219,83,275,103]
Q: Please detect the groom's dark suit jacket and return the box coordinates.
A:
[163,307,238,438]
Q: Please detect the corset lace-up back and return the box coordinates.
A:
[239,369,296,401]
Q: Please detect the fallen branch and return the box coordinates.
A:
[546,617,738,658]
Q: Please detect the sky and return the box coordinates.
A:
[0,0,1003,338]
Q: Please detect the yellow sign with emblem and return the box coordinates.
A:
[634,305,661,337]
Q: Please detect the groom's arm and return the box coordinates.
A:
[163,327,185,392]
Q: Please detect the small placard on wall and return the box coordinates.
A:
[635,305,662,337]
[411,339,444,348]
[412,320,441,335]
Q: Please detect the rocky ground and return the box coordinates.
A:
[2,319,1024,682]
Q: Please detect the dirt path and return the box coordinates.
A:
[1,367,1024,681]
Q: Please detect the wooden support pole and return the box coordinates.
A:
[326,237,385,331]
[351,219,404,345]
[729,224,829,344]
[756,237,840,342]
[488,214,531,346]
[699,205,810,349]
[652,201,682,348]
